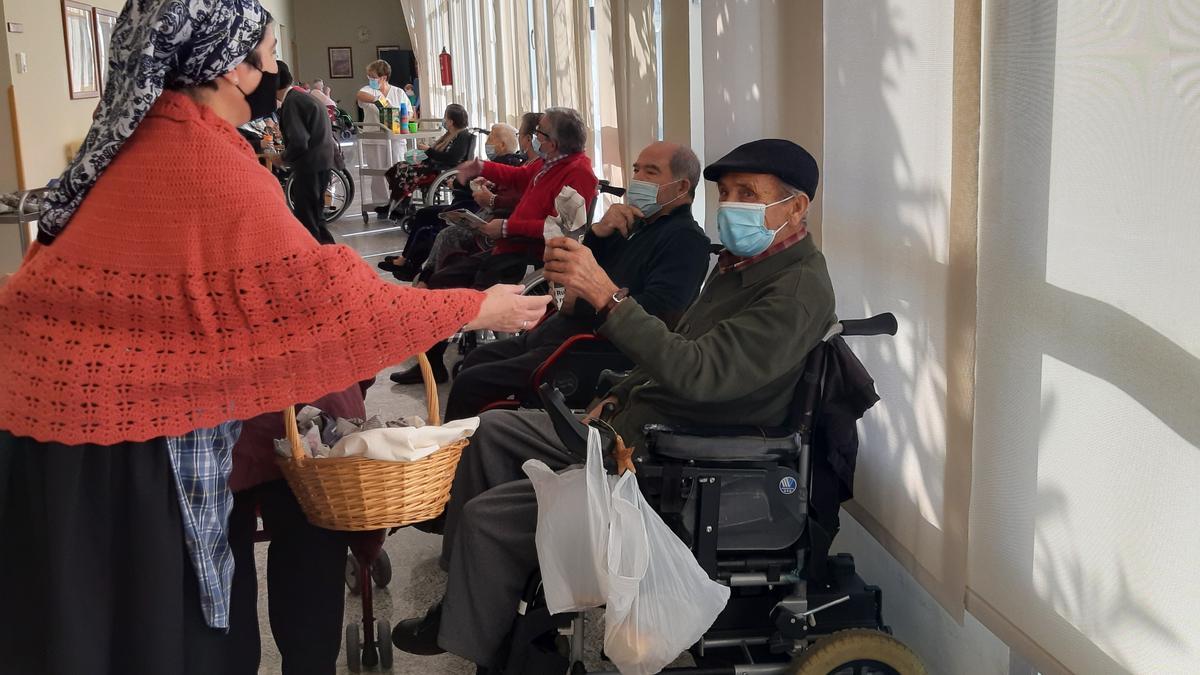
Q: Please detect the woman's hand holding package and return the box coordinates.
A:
[465,284,551,332]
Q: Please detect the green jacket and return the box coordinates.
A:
[599,235,836,451]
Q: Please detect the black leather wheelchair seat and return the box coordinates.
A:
[643,424,803,464]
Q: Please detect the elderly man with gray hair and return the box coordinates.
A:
[441,140,711,420]
[378,121,528,285]
[397,107,600,383]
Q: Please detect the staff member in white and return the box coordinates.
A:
[355,59,411,216]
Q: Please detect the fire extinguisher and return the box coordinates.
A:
[439,48,453,87]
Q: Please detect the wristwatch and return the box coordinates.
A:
[597,288,630,322]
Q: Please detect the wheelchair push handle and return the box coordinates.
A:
[836,312,898,338]
[598,179,626,198]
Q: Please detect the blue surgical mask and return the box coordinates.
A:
[626,178,682,219]
[368,77,381,91]
[530,133,546,159]
[716,195,795,257]
[485,144,498,160]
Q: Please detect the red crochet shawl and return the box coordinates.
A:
[0,91,483,445]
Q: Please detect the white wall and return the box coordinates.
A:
[694,0,823,239]
[2,0,125,188]
[291,0,412,109]
[0,2,20,272]
[835,514,1022,675]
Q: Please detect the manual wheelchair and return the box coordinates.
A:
[497,312,927,675]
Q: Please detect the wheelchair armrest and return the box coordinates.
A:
[643,423,801,463]
[596,369,631,397]
[529,336,633,410]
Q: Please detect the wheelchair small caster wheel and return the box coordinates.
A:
[345,553,361,594]
[345,624,362,672]
[376,619,394,669]
[371,549,393,587]
[362,638,380,669]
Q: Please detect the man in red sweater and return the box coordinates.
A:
[392,107,599,384]
[454,106,599,286]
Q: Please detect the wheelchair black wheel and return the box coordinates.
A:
[344,553,361,594]
[375,620,394,669]
[371,549,393,587]
[283,169,354,224]
[345,624,363,673]
[323,168,355,223]
[789,629,925,675]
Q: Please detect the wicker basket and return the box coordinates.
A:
[278,354,467,531]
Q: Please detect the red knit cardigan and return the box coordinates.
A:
[0,91,483,445]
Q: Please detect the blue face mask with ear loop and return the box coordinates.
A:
[368,77,381,91]
[716,194,796,257]
[531,131,551,159]
[626,178,683,220]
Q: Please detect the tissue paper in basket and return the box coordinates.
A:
[328,418,480,462]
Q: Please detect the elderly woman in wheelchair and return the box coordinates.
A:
[392,139,925,674]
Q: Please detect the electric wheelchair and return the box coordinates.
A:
[497,312,927,675]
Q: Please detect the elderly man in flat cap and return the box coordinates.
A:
[392,139,836,671]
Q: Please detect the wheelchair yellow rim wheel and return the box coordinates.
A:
[788,629,926,675]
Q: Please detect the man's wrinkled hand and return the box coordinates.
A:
[543,237,619,309]
[591,203,643,238]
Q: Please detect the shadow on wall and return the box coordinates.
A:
[973,0,1197,669]
[824,0,952,581]
[827,0,1195,670]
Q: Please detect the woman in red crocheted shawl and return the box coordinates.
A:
[0,2,548,672]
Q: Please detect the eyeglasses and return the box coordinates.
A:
[534,128,552,140]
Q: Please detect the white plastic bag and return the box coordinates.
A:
[523,427,615,613]
[603,472,732,675]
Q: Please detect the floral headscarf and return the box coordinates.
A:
[40,0,270,244]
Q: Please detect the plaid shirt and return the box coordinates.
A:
[166,421,242,629]
[717,232,807,274]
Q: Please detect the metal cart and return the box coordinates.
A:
[0,188,49,254]
[340,124,445,262]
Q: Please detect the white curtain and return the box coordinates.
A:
[822,0,968,615]
[969,0,1200,671]
[405,0,606,127]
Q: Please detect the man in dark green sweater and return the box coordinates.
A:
[393,139,836,670]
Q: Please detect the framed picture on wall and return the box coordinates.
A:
[328,47,353,79]
[62,0,100,99]
[92,7,119,91]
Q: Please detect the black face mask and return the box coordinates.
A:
[240,66,279,120]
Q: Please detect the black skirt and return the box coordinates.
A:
[0,432,228,675]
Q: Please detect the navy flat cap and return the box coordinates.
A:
[703,139,819,199]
